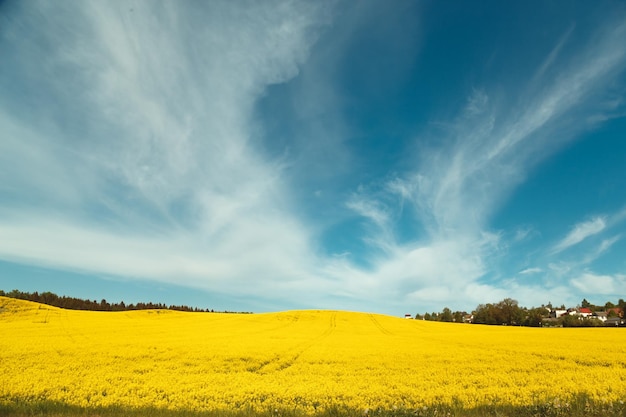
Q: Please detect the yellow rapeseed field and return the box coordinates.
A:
[1,296,625,414]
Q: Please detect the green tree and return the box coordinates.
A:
[453,311,464,323]
[440,307,453,322]
[561,314,581,327]
[497,298,523,325]
[523,307,546,327]
[473,303,498,325]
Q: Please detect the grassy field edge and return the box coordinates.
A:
[2,396,625,417]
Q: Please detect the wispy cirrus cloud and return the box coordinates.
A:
[551,217,607,254]
[581,235,621,264]
[550,205,626,257]
[1,2,626,313]
[341,17,626,310]
[519,267,543,275]
[0,0,333,308]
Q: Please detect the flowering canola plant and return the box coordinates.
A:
[1,296,625,414]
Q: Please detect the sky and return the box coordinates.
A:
[1,1,625,315]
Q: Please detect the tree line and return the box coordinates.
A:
[0,289,251,314]
[415,297,625,327]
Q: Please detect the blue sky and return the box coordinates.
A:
[1,1,625,315]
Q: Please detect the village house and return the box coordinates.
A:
[549,309,568,319]
[593,311,608,322]
[605,317,625,326]
[576,307,593,318]
[544,305,625,327]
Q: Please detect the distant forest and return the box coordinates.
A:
[0,289,251,314]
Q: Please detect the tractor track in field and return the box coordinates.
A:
[250,312,337,373]
[368,314,393,336]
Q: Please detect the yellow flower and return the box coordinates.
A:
[1,296,625,414]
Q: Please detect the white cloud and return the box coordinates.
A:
[1,2,626,314]
[548,262,572,277]
[513,227,534,242]
[405,20,626,241]
[570,272,626,295]
[464,89,489,116]
[582,235,621,264]
[327,15,626,312]
[346,196,391,230]
[552,217,607,253]
[347,18,626,310]
[519,267,543,275]
[0,0,332,305]
[0,212,320,299]
[531,23,575,82]
[609,205,626,225]
[385,177,416,206]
